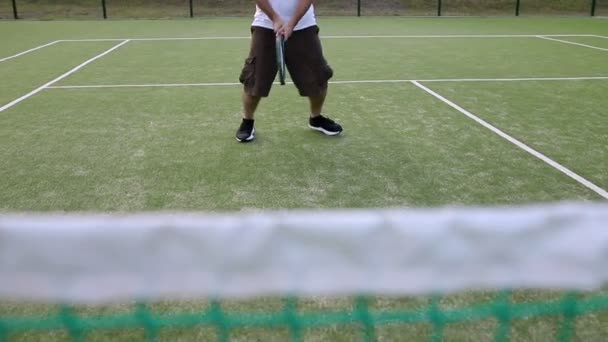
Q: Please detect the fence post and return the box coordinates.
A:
[515,0,521,16]
[357,0,361,17]
[591,0,596,16]
[437,0,442,16]
[101,0,107,19]
[189,0,194,17]
[12,0,19,19]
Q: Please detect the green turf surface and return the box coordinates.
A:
[426,80,608,190]
[1,17,607,341]
[55,37,608,86]
[1,84,600,211]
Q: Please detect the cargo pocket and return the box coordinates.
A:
[239,57,256,86]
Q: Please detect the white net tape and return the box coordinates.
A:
[1,202,607,303]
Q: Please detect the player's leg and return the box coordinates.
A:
[285,26,343,136]
[309,88,326,117]
[236,27,278,142]
[242,92,260,120]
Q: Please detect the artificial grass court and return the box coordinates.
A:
[1,17,608,341]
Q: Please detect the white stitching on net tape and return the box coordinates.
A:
[0,202,607,303]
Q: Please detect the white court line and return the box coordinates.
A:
[0,40,130,114]
[411,80,608,200]
[59,38,130,42]
[537,36,608,52]
[333,76,608,83]
[49,82,243,89]
[421,76,608,82]
[55,34,600,42]
[46,76,608,89]
[0,41,60,63]
[59,37,247,42]
[322,34,598,39]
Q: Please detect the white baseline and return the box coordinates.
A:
[46,76,608,89]
[3,34,604,62]
[56,34,601,42]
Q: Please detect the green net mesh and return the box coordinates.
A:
[2,292,608,341]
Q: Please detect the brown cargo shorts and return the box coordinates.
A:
[238,25,333,97]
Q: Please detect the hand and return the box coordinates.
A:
[273,18,285,35]
[277,22,295,40]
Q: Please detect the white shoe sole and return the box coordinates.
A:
[308,125,342,136]
[236,127,255,142]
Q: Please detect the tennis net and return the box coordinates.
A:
[1,202,607,341]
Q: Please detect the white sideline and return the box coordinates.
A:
[322,34,596,39]
[49,82,243,89]
[55,34,601,42]
[0,41,60,63]
[537,36,608,52]
[45,76,608,89]
[0,40,130,114]
[411,81,608,200]
[1,202,607,302]
[418,76,608,82]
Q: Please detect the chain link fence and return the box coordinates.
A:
[0,0,602,19]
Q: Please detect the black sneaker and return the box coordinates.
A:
[236,118,255,142]
[309,115,343,136]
